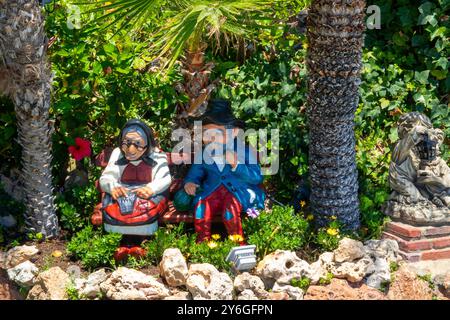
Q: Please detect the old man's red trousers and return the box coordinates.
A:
[193,185,244,242]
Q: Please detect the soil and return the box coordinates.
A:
[24,239,90,278]
[0,269,23,300]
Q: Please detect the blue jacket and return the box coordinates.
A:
[184,145,265,211]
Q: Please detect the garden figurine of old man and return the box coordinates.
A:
[183,99,265,243]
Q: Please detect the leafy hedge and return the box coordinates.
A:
[0,0,448,251]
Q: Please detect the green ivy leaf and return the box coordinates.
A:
[414,70,430,84]
[280,83,296,97]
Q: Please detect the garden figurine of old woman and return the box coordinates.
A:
[99,119,171,260]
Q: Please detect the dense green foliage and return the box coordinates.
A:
[244,206,309,257]
[66,225,122,269]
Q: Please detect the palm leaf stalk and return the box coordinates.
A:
[0,0,59,238]
[306,0,365,230]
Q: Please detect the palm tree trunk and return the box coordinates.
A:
[0,1,59,238]
[306,0,365,230]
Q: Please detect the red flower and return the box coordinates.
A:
[68,138,91,161]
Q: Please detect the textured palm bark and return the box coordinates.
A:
[0,1,59,238]
[306,0,365,230]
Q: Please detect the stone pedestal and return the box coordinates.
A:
[382,221,450,262]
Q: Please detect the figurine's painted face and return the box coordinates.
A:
[202,123,238,145]
[121,131,147,161]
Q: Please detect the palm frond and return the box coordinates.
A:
[79,0,273,71]
[150,0,271,70]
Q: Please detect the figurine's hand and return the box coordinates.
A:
[134,186,154,199]
[184,182,198,196]
[111,187,129,200]
[225,150,238,168]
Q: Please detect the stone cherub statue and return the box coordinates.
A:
[385,112,450,225]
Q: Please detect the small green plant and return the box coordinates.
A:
[67,225,122,270]
[290,276,311,292]
[56,199,86,233]
[318,272,334,285]
[314,219,344,252]
[143,223,192,265]
[27,232,44,242]
[187,237,237,273]
[41,255,55,271]
[125,255,149,269]
[9,239,20,248]
[379,280,390,293]
[243,205,309,257]
[18,286,30,298]
[418,274,435,290]
[66,284,81,300]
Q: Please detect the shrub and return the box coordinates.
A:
[290,276,311,292]
[314,219,343,252]
[143,223,192,265]
[243,205,309,257]
[142,224,241,273]
[187,238,237,273]
[67,225,122,270]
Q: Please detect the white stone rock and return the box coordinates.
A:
[79,269,109,299]
[365,258,391,289]
[100,267,170,300]
[272,283,304,300]
[159,248,188,287]
[319,252,334,266]
[7,260,39,287]
[234,272,265,293]
[233,272,268,299]
[27,267,70,300]
[5,245,39,269]
[330,256,374,283]
[74,278,87,292]
[307,259,329,285]
[164,289,192,300]
[186,263,234,300]
[237,289,259,300]
[364,239,400,263]
[255,250,311,287]
[333,238,365,263]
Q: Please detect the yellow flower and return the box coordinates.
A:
[207,241,218,249]
[326,228,339,236]
[331,215,337,220]
[228,234,244,243]
[300,200,306,208]
[211,234,221,241]
[306,214,314,221]
[52,250,63,258]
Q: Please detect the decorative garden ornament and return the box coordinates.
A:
[226,245,257,272]
[385,112,450,225]
[97,119,172,260]
[183,99,265,243]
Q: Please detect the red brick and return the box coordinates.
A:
[402,239,433,251]
[432,237,450,249]
[382,232,450,252]
[385,222,422,238]
[423,226,450,237]
[421,248,450,260]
